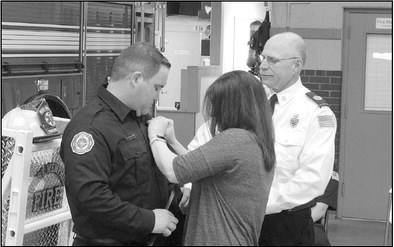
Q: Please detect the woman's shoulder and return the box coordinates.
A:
[220,128,252,138]
[216,128,255,145]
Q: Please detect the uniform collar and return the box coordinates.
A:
[97,86,151,122]
[274,78,303,106]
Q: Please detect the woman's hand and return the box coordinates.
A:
[164,118,177,145]
[148,116,169,139]
[179,187,191,214]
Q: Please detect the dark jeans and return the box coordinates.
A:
[259,207,314,246]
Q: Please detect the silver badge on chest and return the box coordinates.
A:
[290,114,300,128]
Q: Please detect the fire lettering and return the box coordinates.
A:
[32,186,64,212]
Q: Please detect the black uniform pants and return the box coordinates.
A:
[259,207,314,246]
[313,223,330,246]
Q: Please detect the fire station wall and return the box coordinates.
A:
[269,1,391,179]
[270,2,392,71]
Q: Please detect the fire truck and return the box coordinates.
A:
[1,1,166,118]
[1,2,166,245]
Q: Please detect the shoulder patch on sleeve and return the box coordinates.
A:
[71,132,95,155]
[318,115,336,128]
[306,92,330,108]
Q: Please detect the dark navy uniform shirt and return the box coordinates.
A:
[60,86,170,243]
[315,164,339,210]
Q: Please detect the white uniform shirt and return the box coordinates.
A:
[265,78,337,214]
[188,122,212,151]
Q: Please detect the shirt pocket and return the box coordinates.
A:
[275,131,304,171]
[120,139,148,161]
[119,139,151,187]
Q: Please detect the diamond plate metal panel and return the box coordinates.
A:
[2,136,14,246]
[26,147,66,222]
[22,221,72,246]
[1,197,10,246]
[2,136,15,178]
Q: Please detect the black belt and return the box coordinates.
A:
[285,200,316,213]
[74,234,144,246]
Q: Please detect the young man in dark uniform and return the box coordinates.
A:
[60,42,180,246]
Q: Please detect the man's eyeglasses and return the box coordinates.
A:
[258,54,302,66]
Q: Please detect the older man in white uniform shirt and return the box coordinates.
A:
[258,32,336,246]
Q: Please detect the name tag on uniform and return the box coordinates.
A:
[126,134,137,141]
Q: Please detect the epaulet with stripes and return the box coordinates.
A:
[306,92,330,108]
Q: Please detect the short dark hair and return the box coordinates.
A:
[203,70,276,171]
[110,42,171,81]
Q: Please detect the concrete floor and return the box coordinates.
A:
[327,212,391,246]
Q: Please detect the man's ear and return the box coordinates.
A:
[293,58,304,72]
[129,71,144,87]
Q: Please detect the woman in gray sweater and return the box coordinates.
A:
[148,70,276,246]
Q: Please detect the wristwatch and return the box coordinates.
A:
[149,135,166,145]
